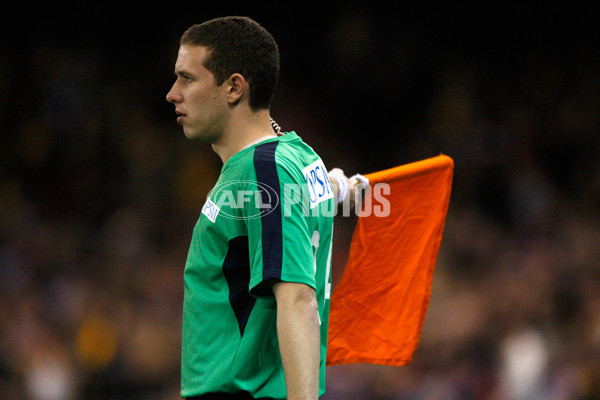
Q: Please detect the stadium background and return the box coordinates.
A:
[2,4,599,400]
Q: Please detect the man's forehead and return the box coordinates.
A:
[175,45,211,73]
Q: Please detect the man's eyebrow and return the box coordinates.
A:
[174,69,192,77]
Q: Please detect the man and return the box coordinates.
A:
[166,16,355,399]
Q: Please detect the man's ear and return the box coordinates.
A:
[226,73,246,105]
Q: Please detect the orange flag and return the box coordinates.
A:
[326,155,454,366]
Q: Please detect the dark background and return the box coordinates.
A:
[2,4,599,399]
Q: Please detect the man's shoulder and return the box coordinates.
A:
[222,132,324,181]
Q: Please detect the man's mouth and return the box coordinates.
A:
[175,110,186,124]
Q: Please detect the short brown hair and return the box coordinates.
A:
[181,16,280,111]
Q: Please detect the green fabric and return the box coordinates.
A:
[181,132,334,398]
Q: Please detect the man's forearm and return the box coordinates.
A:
[273,282,320,400]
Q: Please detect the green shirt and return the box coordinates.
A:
[181,132,335,398]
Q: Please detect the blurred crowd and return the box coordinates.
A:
[2,7,600,400]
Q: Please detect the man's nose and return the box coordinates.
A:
[166,86,182,103]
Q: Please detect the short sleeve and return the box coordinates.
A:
[246,141,315,297]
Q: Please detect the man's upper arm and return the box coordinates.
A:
[246,145,315,298]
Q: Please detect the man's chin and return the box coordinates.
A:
[183,127,202,140]
[183,128,196,139]
[183,127,216,142]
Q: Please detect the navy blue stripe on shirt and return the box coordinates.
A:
[253,141,283,291]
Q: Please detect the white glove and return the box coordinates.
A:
[328,169,369,206]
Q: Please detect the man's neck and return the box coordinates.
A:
[211,109,276,163]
